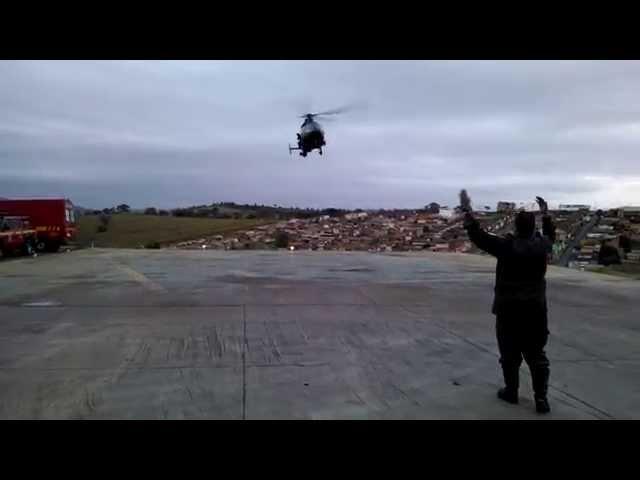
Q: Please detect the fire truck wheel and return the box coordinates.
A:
[36,241,47,252]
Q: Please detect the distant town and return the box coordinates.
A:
[4,197,638,274]
[165,202,640,272]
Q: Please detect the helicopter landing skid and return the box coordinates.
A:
[289,144,310,157]
[288,144,301,155]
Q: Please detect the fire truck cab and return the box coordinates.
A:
[0,198,77,252]
[0,216,37,257]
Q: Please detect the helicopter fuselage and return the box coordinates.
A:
[294,119,326,157]
[289,106,350,157]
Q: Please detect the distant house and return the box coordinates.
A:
[344,212,368,221]
[558,204,590,212]
[438,207,455,219]
[592,225,614,233]
[431,243,449,252]
[425,202,440,214]
[619,206,640,219]
[497,202,516,213]
[555,229,568,241]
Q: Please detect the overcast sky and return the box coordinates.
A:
[1,60,639,210]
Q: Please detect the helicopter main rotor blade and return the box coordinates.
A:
[312,107,349,116]
[314,101,367,117]
[297,104,358,118]
[297,102,366,120]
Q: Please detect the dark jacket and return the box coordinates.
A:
[464,215,556,315]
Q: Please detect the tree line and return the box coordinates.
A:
[85,201,463,220]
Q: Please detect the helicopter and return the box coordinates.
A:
[288,107,350,157]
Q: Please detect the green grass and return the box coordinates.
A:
[77,214,271,249]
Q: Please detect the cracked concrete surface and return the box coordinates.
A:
[0,249,638,419]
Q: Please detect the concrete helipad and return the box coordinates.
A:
[1,249,638,419]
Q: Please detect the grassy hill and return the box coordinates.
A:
[77,214,271,248]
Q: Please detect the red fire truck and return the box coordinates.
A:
[0,199,78,252]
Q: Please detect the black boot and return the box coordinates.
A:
[535,397,550,414]
[497,387,519,404]
[498,365,520,404]
[530,359,550,414]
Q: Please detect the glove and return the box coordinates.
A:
[536,196,548,215]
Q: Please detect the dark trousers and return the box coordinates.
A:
[496,311,550,399]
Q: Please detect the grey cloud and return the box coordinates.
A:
[1,60,640,210]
